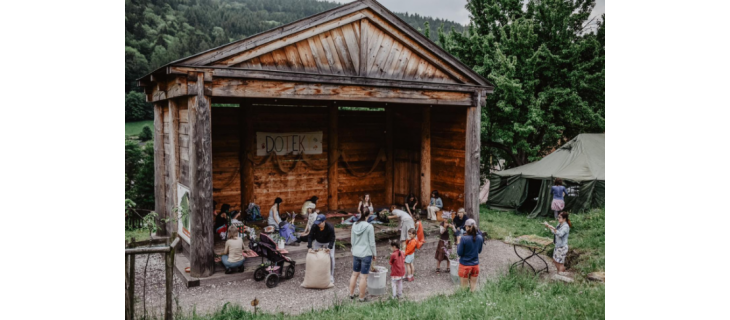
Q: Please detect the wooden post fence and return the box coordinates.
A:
[125,234,179,320]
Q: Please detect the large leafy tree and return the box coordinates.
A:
[441,0,604,168]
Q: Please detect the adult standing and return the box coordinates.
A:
[307,214,336,283]
[349,208,377,302]
[544,212,571,273]
[457,219,483,292]
[404,193,419,220]
[388,205,415,249]
[551,178,568,219]
[426,190,443,221]
[268,197,283,231]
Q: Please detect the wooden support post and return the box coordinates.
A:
[465,92,482,224]
[188,72,215,277]
[328,105,339,210]
[154,103,167,236]
[240,100,254,210]
[164,236,174,320]
[359,19,369,77]
[420,106,431,208]
[167,99,180,235]
[127,238,136,320]
[385,107,394,205]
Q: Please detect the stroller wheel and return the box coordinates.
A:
[265,273,280,288]
[285,265,296,279]
[253,266,267,281]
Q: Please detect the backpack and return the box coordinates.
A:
[245,202,262,221]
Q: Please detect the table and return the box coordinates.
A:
[503,235,553,275]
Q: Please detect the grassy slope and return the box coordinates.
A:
[125,120,154,137]
[164,206,605,320]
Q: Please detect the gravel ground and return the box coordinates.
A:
[131,240,557,317]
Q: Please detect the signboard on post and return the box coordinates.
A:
[177,183,191,244]
[256,131,323,156]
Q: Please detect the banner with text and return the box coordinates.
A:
[256,131,323,156]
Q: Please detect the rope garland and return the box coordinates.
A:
[246,149,386,177]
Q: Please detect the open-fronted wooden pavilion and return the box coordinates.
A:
[138,0,493,278]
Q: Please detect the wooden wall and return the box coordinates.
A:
[250,106,329,214]
[430,106,466,211]
[392,106,422,205]
[211,107,242,211]
[337,110,387,210]
[178,105,190,187]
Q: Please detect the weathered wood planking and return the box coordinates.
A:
[178,106,191,187]
[328,105,339,210]
[188,73,215,278]
[212,78,472,105]
[431,106,467,211]
[240,101,254,212]
[249,106,329,214]
[385,107,394,205]
[154,103,167,236]
[419,107,431,209]
[464,93,482,223]
[211,107,241,210]
[337,110,386,209]
[166,99,180,235]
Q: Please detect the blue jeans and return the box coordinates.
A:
[353,256,373,274]
[221,255,244,269]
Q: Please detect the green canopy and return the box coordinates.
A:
[487,134,605,217]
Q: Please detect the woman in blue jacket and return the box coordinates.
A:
[457,219,483,292]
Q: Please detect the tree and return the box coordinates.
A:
[125,91,153,122]
[132,142,156,210]
[443,0,604,168]
[139,126,153,141]
[125,139,143,197]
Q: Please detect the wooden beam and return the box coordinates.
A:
[385,106,394,205]
[465,92,482,224]
[212,78,473,106]
[169,66,492,93]
[328,105,339,210]
[167,99,180,235]
[188,72,215,277]
[240,100,255,209]
[154,103,167,236]
[359,19,369,76]
[420,106,431,209]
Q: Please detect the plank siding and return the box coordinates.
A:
[211,107,242,210]
[337,110,386,210]
[430,106,466,211]
[392,106,421,203]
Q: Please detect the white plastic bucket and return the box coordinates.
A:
[367,266,388,296]
[450,260,460,284]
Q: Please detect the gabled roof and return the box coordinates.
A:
[140,0,493,90]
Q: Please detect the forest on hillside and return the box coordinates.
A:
[125,0,465,121]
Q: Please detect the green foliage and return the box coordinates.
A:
[125,140,143,196]
[139,125,153,141]
[125,120,155,137]
[443,0,605,168]
[423,21,431,39]
[132,141,156,210]
[125,91,152,122]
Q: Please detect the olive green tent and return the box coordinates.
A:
[486,134,605,218]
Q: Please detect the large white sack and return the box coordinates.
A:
[300,250,334,289]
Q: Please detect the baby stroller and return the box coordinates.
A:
[248,233,296,288]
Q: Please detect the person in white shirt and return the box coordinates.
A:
[388,205,415,249]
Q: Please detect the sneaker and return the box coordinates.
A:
[350,295,356,300]
[225,268,232,274]
[358,297,368,302]
[237,266,245,273]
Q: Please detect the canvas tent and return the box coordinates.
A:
[486,134,605,218]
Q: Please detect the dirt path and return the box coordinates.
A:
[131,240,557,317]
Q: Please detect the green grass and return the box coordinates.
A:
[125,120,154,137]
[481,206,605,276]
[125,228,151,242]
[172,269,603,320]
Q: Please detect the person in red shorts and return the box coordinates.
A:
[456,219,483,291]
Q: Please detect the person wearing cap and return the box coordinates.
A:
[307,214,336,283]
[456,219,483,292]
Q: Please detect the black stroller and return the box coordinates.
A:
[248,233,296,288]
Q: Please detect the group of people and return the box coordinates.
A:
[214,179,573,294]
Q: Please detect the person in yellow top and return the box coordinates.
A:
[221,227,250,274]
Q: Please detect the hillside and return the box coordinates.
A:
[125,0,465,94]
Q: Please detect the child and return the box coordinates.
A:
[435,219,452,273]
[388,240,405,299]
[404,228,423,281]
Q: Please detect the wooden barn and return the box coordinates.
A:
[138,0,493,277]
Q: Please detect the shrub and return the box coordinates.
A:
[139,126,153,141]
[125,91,153,122]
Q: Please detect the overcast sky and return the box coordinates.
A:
[327,0,605,25]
